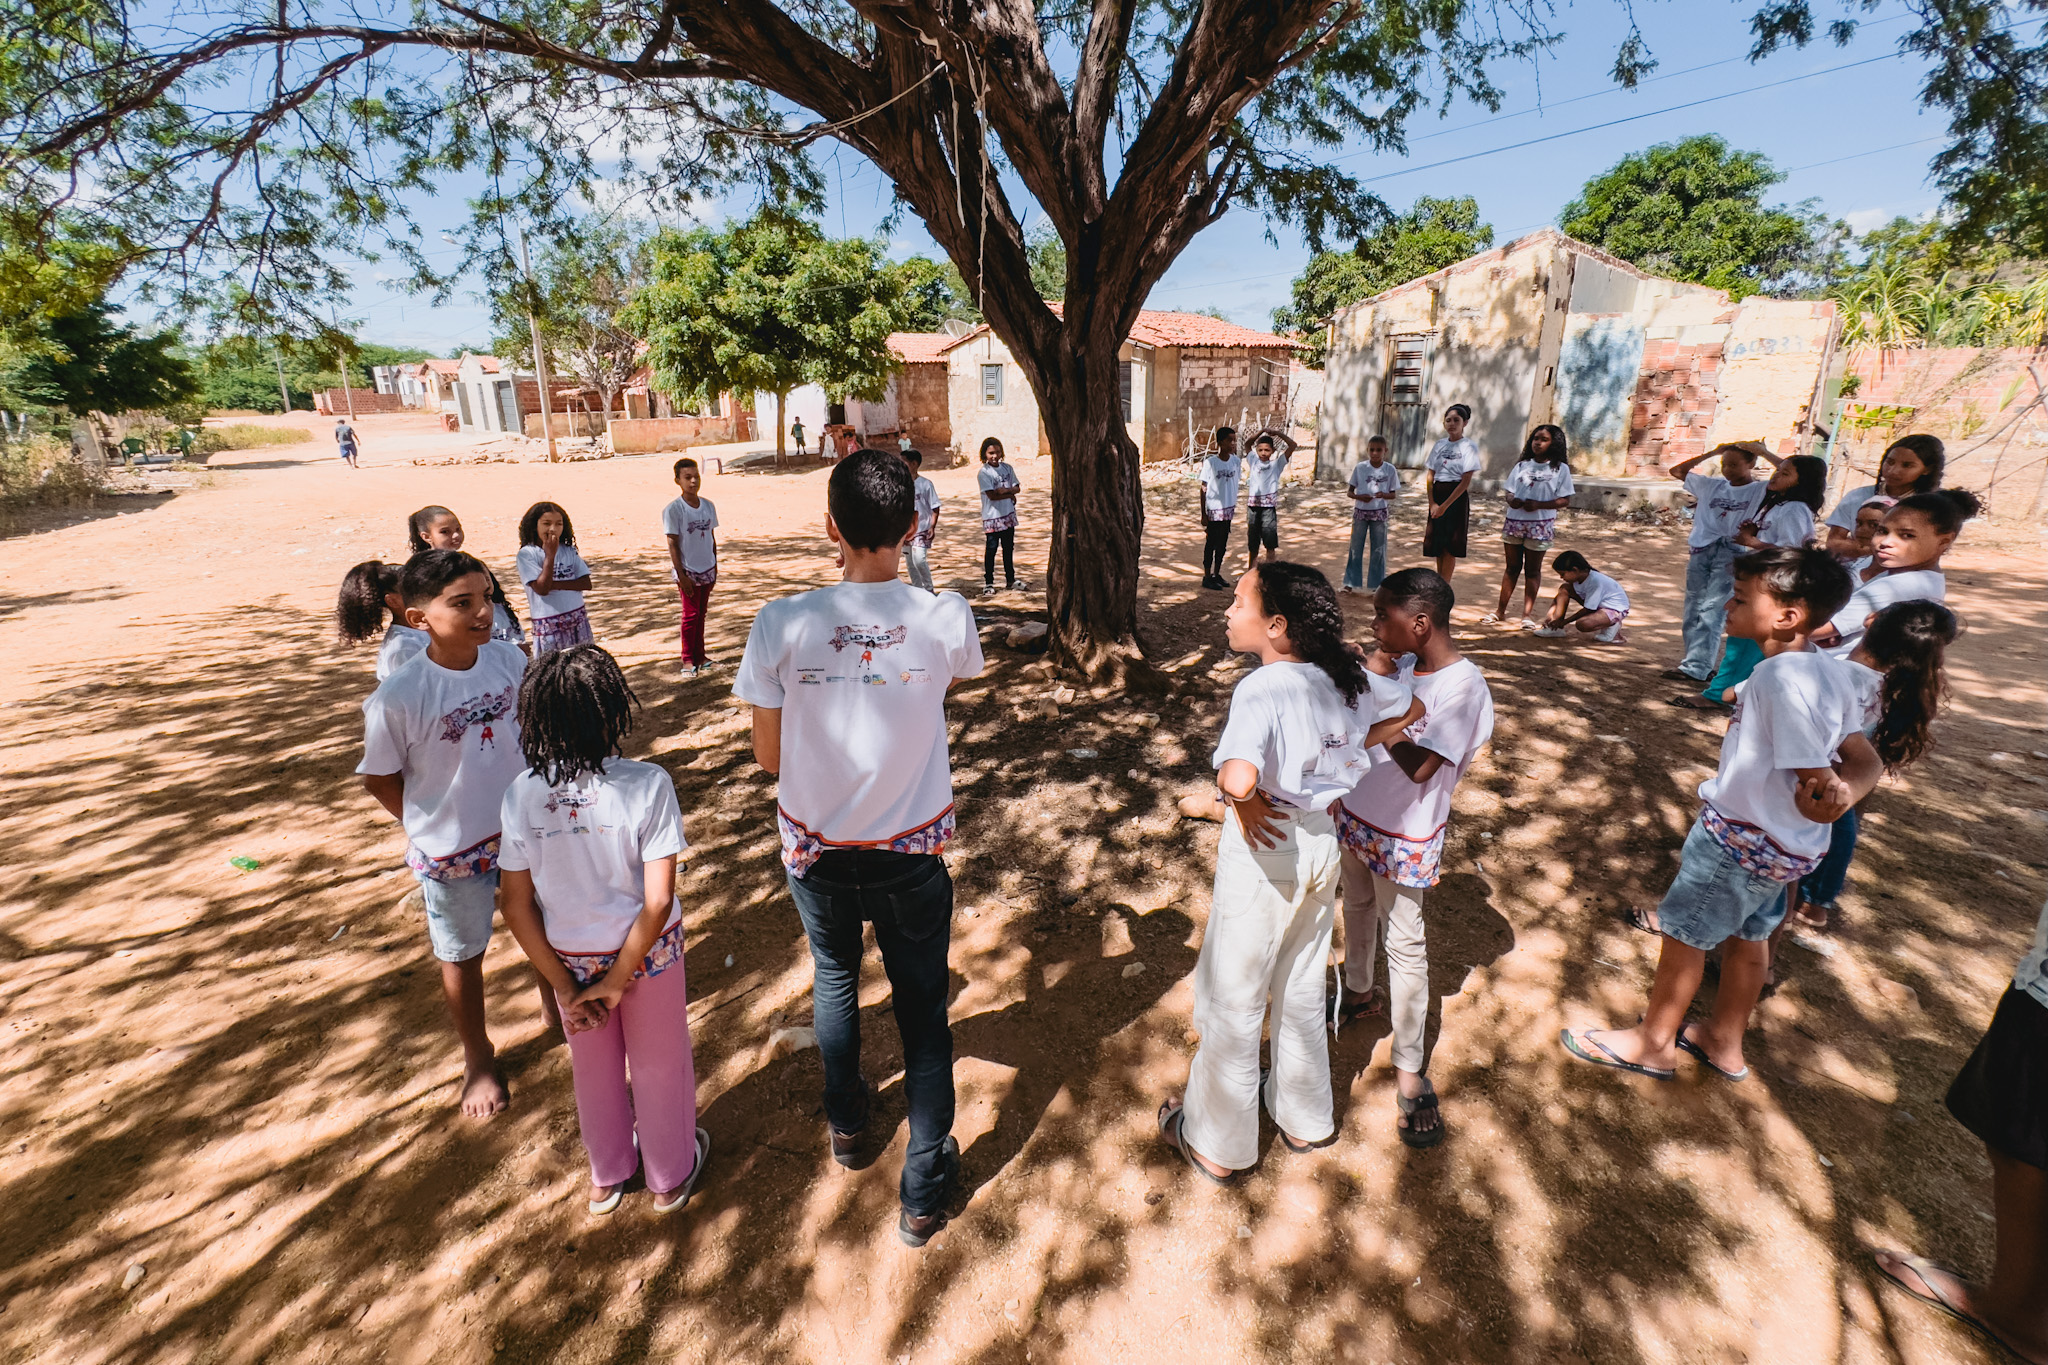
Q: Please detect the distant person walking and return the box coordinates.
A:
[790,417,807,458]
[334,417,360,468]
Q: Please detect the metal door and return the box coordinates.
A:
[495,380,521,433]
[1381,333,1433,468]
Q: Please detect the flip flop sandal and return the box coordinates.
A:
[1666,695,1731,711]
[1257,1068,1332,1153]
[1395,1080,1445,1149]
[1659,668,1706,683]
[651,1128,712,1213]
[1156,1099,1236,1185]
[1560,1028,1676,1081]
[1623,905,1660,935]
[1676,1025,1750,1081]
[1328,986,1383,1032]
[1791,901,1832,930]
[1874,1252,2048,1365]
[588,1184,625,1216]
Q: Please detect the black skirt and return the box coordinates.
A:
[1421,480,1471,558]
[1947,985,2048,1170]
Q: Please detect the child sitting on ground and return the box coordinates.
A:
[338,559,427,679]
[1534,550,1630,644]
[1564,547,1879,1085]
[661,459,720,676]
[903,448,940,592]
[498,644,710,1216]
[356,550,531,1117]
[408,505,526,651]
[1158,562,1415,1183]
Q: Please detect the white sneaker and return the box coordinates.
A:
[1533,626,1568,638]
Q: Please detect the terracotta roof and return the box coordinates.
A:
[938,308,1297,354]
[888,332,954,364]
[419,359,461,375]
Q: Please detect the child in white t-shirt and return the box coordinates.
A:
[1565,547,1879,1085]
[1198,437,1242,591]
[356,550,531,1118]
[337,558,428,679]
[407,505,527,652]
[902,448,941,592]
[975,437,1025,597]
[1812,489,1980,656]
[1342,436,1400,593]
[1535,549,1631,644]
[1663,441,1781,685]
[1332,568,1493,1149]
[1240,428,1301,572]
[498,644,709,1216]
[1485,425,1575,627]
[1159,561,1418,1183]
[661,458,720,675]
[734,450,985,1247]
[517,500,596,655]
[1821,433,1945,559]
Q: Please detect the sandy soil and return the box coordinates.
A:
[1,411,2044,1365]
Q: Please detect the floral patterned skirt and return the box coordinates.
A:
[533,605,594,656]
[1334,806,1446,889]
[555,917,687,988]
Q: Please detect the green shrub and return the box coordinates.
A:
[0,437,105,512]
[193,423,315,456]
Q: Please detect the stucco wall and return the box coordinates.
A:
[894,362,952,452]
[1703,300,1838,454]
[946,332,1047,463]
[1555,316,1648,471]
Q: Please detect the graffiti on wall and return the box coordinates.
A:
[1725,335,1813,361]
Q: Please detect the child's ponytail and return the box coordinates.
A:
[337,561,402,643]
[1760,454,1828,514]
[1252,561,1368,706]
[1861,600,1960,773]
[1891,487,1983,536]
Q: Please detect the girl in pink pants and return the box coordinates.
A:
[498,643,709,1214]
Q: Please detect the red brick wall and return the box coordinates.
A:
[313,388,407,415]
[1834,345,2047,521]
[1624,340,1724,475]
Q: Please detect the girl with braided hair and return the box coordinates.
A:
[498,644,709,1216]
[1159,562,1420,1183]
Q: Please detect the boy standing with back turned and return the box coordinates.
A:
[734,449,986,1247]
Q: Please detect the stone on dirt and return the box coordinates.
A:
[122,1264,147,1291]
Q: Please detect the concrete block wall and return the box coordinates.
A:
[1834,344,2048,520]
[314,388,407,415]
[1624,339,1724,475]
[895,363,952,452]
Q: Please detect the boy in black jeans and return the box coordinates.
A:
[733,450,986,1246]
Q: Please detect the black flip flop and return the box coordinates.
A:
[1659,668,1706,682]
[1676,1025,1750,1081]
[1560,1027,1676,1081]
[1327,986,1383,1033]
[1666,694,1731,711]
[1258,1068,1333,1153]
[1623,905,1660,935]
[1395,1079,1445,1149]
[1156,1099,1237,1184]
[1874,1252,2048,1365]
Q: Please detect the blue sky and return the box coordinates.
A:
[348,1,1952,352]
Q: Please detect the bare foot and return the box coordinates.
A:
[459,1058,509,1118]
[1678,1021,1748,1078]
[1873,1251,2048,1365]
[1575,1025,1677,1073]
[1177,792,1225,822]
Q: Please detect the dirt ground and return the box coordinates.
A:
[2,411,2044,1365]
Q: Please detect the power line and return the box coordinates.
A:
[1784,137,1941,173]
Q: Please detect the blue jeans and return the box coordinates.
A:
[1797,808,1859,906]
[786,849,955,1215]
[1344,516,1388,590]
[1680,542,1737,679]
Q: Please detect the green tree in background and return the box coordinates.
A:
[1561,136,1837,298]
[18,303,197,417]
[489,220,651,422]
[1274,197,1494,367]
[624,211,916,460]
[896,257,980,330]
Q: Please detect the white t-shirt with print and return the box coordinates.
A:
[1575,570,1630,616]
[1698,649,1862,860]
[1503,460,1575,534]
[378,623,428,680]
[733,580,985,853]
[913,476,940,537]
[516,543,590,619]
[1348,461,1400,520]
[1825,482,1887,532]
[1750,499,1816,548]
[357,641,527,859]
[1244,450,1290,507]
[977,463,1019,522]
[497,757,687,953]
[1210,662,1391,811]
[1425,438,1482,483]
[491,602,526,648]
[1822,567,1946,656]
[1341,656,1494,839]
[1200,455,1241,518]
[1683,472,1768,549]
[661,496,720,579]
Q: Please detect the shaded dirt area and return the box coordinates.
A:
[0,415,2044,1364]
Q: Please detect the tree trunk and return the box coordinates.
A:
[1035,344,1152,687]
[775,388,788,461]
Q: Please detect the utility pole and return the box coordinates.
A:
[335,333,357,422]
[274,344,293,413]
[515,225,559,462]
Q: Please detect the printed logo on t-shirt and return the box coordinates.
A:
[830,622,909,685]
[1710,492,1754,513]
[798,668,824,686]
[543,787,598,833]
[900,668,932,685]
[438,685,516,748]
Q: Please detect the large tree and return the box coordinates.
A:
[0,0,2031,677]
[489,220,651,424]
[1275,196,1493,367]
[625,210,914,458]
[1561,135,1838,298]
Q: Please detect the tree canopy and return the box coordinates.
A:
[1274,196,1494,367]
[14,303,198,418]
[623,211,916,455]
[1560,136,1838,298]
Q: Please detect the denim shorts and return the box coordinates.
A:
[1656,818,1791,950]
[418,869,499,962]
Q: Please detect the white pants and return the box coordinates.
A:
[1336,849,1430,1074]
[903,540,934,591]
[1184,806,1340,1171]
